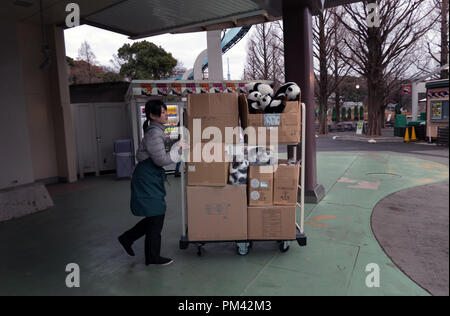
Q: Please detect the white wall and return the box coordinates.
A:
[0,20,76,190]
[17,23,58,182]
[0,20,35,190]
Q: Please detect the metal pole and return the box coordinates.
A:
[300,103,306,234]
[180,102,187,237]
[283,0,324,203]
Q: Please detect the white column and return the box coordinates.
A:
[411,81,418,121]
[206,30,223,80]
[193,50,207,80]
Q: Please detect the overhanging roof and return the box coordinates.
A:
[7,0,361,39]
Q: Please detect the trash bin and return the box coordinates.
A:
[114,139,134,179]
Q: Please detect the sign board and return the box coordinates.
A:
[401,84,412,95]
[356,121,364,135]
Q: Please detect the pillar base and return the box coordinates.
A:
[0,183,54,222]
[304,184,325,204]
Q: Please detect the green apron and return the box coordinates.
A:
[130,158,167,217]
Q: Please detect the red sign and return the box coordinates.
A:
[402,85,412,95]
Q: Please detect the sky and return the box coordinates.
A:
[64,24,250,80]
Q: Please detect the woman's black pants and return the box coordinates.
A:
[122,215,165,264]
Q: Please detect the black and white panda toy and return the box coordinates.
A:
[247,147,273,166]
[264,97,285,114]
[247,91,264,114]
[273,82,301,101]
[245,82,274,97]
[259,94,272,112]
[229,160,249,185]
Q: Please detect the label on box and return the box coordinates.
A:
[251,191,260,200]
[188,166,196,172]
[264,114,281,127]
[250,179,260,188]
[260,182,269,188]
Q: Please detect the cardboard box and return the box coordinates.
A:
[247,206,296,240]
[239,94,301,144]
[187,143,229,186]
[187,185,247,241]
[188,93,240,145]
[273,164,300,205]
[248,165,274,206]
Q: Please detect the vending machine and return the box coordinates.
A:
[125,80,255,174]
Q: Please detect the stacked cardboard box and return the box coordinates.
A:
[246,162,299,240]
[238,95,301,145]
[186,93,247,241]
[185,92,301,243]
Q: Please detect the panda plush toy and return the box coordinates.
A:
[247,147,273,166]
[247,92,272,114]
[229,160,249,185]
[247,91,264,114]
[264,98,285,114]
[245,82,274,97]
[273,82,301,101]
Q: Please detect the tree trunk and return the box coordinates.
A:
[318,13,329,135]
[367,81,382,136]
[441,0,449,79]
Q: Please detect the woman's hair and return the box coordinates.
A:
[143,100,167,133]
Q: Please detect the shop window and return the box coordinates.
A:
[431,100,449,121]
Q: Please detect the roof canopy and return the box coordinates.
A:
[7,0,360,38]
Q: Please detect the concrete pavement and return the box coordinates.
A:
[0,142,448,295]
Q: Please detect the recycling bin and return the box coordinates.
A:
[114,139,134,179]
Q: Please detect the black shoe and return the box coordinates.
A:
[146,257,174,266]
[118,235,135,257]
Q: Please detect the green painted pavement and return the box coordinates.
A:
[0,152,447,296]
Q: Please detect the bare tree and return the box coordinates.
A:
[77,41,98,84]
[243,23,284,88]
[338,0,437,136]
[313,8,351,134]
[427,0,449,78]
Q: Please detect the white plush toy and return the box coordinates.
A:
[264,98,285,114]
[273,82,301,101]
[247,91,263,114]
[245,82,274,97]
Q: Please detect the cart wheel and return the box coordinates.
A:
[236,242,249,256]
[279,241,290,253]
[179,240,189,250]
[196,243,204,256]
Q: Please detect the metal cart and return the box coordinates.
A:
[178,103,307,256]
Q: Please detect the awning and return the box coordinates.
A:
[8,0,360,38]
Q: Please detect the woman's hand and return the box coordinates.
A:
[177,141,189,155]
